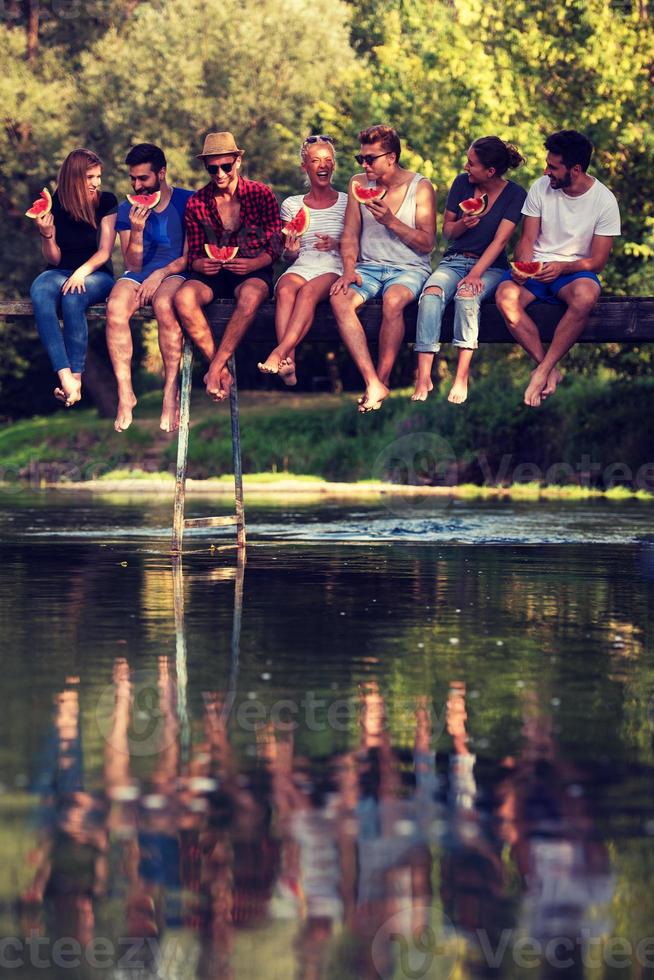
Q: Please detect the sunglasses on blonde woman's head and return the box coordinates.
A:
[206,161,235,175]
[303,135,335,146]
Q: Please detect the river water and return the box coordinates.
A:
[1,489,653,978]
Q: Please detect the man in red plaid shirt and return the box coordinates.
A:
[175,132,282,401]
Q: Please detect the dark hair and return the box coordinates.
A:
[471,136,524,176]
[544,130,593,171]
[124,143,167,173]
[358,124,401,163]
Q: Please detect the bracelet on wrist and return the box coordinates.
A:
[40,233,54,240]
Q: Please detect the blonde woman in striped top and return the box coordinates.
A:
[258,136,347,385]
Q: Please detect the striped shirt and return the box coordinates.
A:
[281,192,347,259]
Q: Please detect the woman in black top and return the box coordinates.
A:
[412,137,526,405]
[30,148,117,406]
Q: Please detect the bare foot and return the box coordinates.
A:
[160,383,180,432]
[114,392,138,432]
[541,366,563,400]
[358,379,389,413]
[523,368,549,408]
[278,358,297,387]
[54,370,82,407]
[447,378,468,404]
[204,364,233,402]
[257,351,283,375]
[411,379,433,402]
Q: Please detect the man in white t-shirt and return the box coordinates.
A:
[495,130,620,407]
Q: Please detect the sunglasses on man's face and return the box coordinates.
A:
[355,151,391,166]
[206,161,236,175]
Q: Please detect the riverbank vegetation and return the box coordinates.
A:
[2,363,653,493]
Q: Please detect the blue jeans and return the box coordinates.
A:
[30,269,114,373]
[414,256,505,352]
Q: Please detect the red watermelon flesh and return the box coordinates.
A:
[205,244,239,262]
[25,188,52,219]
[282,205,310,236]
[126,191,161,209]
[352,181,387,204]
[510,261,543,276]
[459,194,488,217]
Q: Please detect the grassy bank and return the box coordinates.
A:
[1,370,654,493]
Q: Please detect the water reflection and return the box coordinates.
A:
[2,540,653,978]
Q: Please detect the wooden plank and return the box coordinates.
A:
[183,515,238,528]
[2,296,654,342]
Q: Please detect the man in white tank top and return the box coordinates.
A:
[495,130,620,408]
[330,125,436,412]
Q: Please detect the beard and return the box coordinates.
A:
[550,170,573,190]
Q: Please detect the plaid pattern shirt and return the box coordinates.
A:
[185,176,282,266]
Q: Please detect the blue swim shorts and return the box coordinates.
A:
[349,262,429,303]
[498,269,601,305]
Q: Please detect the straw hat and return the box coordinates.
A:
[196,132,242,159]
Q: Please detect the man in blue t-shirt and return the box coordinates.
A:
[106,143,193,432]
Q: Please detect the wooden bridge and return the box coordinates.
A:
[2,295,654,554]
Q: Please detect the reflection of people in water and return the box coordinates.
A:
[496,691,615,978]
[22,676,109,947]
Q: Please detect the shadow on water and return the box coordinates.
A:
[1,494,654,977]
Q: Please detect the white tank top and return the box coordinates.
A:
[359,172,432,271]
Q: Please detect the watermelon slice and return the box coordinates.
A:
[510,260,543,277]
[352,181,387,204]
[205,244,239,262]
[459,193,488,217]
[282,205,310,237]
[126,191,161,209]
[25,188,52,219]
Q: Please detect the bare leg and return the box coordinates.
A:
[495,280,562,406]
[152,277,185,432]
[106,279,142,432]
[496,279,596,408]
[258,275,303,379]
[522,279,600,407]
[260,273,338,386]
[177,278,269,401]
[376,284,415,386]
[448,348,474,404]
[330,289,389,412]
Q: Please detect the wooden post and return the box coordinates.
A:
[171,339,194,554]
[228,355,246,550]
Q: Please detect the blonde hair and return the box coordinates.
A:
[300,137,336,165]
[57,148,103,227]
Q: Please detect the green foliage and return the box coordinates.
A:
[0,0,652,419]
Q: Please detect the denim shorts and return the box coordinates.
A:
[350,262,430,302]
[497,269,601,304]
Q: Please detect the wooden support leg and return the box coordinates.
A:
[228,355,247,551]
[171,338,194,554]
